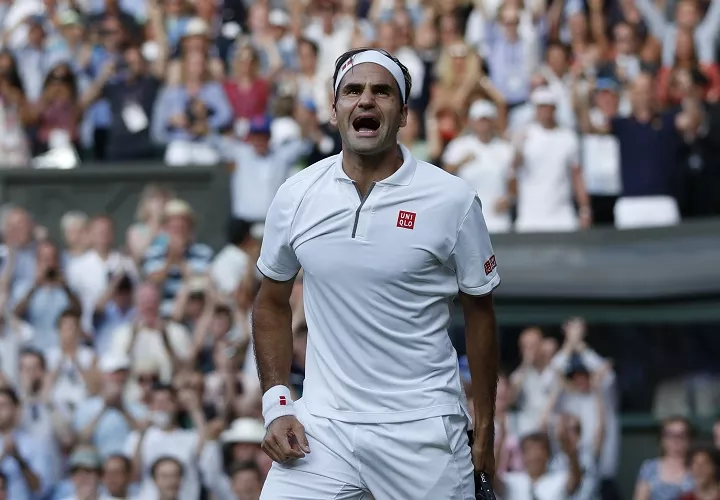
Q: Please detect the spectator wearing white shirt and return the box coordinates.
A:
[108,282,191,384]
[123,384,214,500]
[210,218,259,299]
[443,100,514,233]
[0,314,33,387]
[513,87,592,232]
[573,77,623,226]
[497,430,582,500]
[45,309,99,415]
[61,446,106,500]
[68,215,138,335]
[59,211,89,269]
[510,327,561,436]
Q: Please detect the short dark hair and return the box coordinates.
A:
[227,218,251,246]
[229,460,262,480]
[0,387,19,406]
[150,456,184,479]
[687,445,720,470]
[57,308,81,328]
[332,48,412,106]
[104,454,132,473]
[298,37,319,57]
[520,432,552,455]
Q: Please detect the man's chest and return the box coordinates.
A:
[293,188,453,282]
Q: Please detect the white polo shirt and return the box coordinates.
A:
[258,144,500,423]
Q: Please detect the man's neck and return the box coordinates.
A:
[94,247,111,260]
[342,144,402,196]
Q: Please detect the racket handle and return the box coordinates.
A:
[477,471,497,500]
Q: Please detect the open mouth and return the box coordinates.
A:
[352,116,380,134]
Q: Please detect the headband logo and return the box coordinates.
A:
[340,57,354,73]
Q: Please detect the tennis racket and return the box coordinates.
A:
[475,471,497,500]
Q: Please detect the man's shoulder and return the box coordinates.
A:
[414,160,478,209]
[276,154,338,200]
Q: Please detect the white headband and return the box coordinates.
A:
[334,50,407,103]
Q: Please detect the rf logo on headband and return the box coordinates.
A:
[340,57,354,72]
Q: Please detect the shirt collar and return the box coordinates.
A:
[332,143,417,186]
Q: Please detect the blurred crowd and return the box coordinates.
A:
[0,0,717,230]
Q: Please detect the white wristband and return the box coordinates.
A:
[262,385,296,428]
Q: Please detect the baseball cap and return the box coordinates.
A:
[58,10,82,27]
[269,9,290,27]
[530,87,558,106]
[249,115,272,135]
[595,77,619,93]
[565,354,590,378]
[69,447,102,471]
[99,354,131,373]
[468,100,497,121]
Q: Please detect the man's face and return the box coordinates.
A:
[166,216,191,244]
[232,469,262,500]
[298,42,317,74]
[63,220,87,250]
[37,241,59,270]
[136,284,160,318]
[546,46,568,76]
[471,117,493,138]
[155,461,182,498]
[0,395,16,429]
[151,389,177,415]
[613,23,635,55]
[331,63,407,155]
[89,218,113,251]
[3,210,33,247]
[103,457,130,496]
[536,104,556,126]
[73,468,100,495]
[20,354,44,389]
[630,74,654,111]
[247,132,270,155]
[377,23,397,54]
[522,440,549,477]
[676,1,698,29]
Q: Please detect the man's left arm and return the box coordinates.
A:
[447,194,501,476]
[459,292,499,476]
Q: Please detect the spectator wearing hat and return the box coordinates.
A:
[142,199,213,317]
[0,387,51,500]
[573,76,622,226]
[215,112,321,226]
[513,86,592,232]
[443,99,515,233]
[72,353,146,460]
[59,446,105,500]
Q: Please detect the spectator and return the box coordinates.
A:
[13,240,81,351]
[0,51,30,167]
[73,353,145,459]
[210,218,259,299]
[229,460,262,500]
[497,430,582,500]
[513,87,592,232]
[442,99,514,233]
[44,309,99,413]
[126,185,173,263]
[61,446,104,500]
[59,211,89,267]
[0,387,51,500]
[494,373,523,474]
[0,207,37,307]
[123,384,215,500]
[142,199,213,316]
[0,314,33,387]
[67,214,137,334]
[108,282,191,383]
[148,456,184,500]
[223,43,270,127]
[91,274,136,358]
[680,446,720,500]
[81,45,164,161]
[633,417,694,500]
[13,16,54,103]
[153,50,232,167]
[216,114,317,225]
[101,454,134,499]
[399,108,430,162]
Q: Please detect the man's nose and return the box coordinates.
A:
[357,86,375,107]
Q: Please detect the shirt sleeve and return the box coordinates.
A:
[447,196,500,296]
[441,139,466,165]
[256,184,301,281]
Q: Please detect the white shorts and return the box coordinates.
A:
[260,401,475,500]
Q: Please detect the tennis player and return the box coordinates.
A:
[253,48,501,499]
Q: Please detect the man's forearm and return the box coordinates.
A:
[251,293,294,393]
[462,294,499,446]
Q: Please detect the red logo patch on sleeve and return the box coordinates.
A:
[484,255,497,275]
[279,396,287,406]
[397,211,416,230]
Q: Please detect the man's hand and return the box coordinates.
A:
[1,434,18,459]
[471,437,495,477]
[262,415,310,463]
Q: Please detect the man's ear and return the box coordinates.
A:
[399,103,408,128]
[330,105,338,127]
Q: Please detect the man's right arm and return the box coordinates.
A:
[252,277,295,393]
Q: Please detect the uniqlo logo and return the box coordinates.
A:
[397,211,416,230]
[484,255,497,275]
[279,396,287,406]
